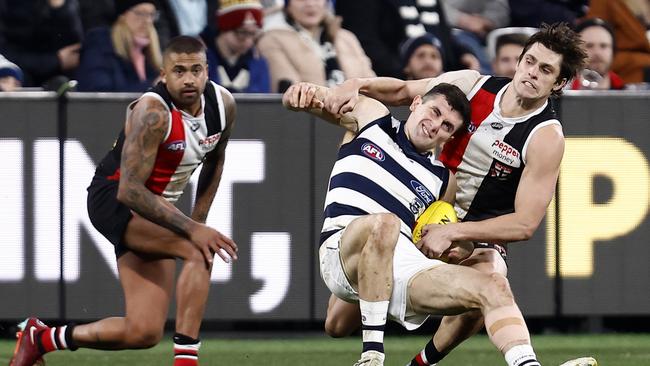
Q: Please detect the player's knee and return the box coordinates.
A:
[324,316,355,338]
[479,273,514,309]
[368,213,400,248]
[184,247,208,267]
[126,324,164,349]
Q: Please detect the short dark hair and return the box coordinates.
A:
[163,36,206,58]
[519,23,587,95]
[423,83,471,132]
[495,33,528,58]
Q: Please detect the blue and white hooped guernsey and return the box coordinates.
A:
[319,114,450,246]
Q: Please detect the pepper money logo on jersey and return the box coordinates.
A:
[491,139,521,168]
[361,142,385,161]
[200,132,222,151]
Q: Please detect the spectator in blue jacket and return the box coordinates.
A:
[76,0,162,92]
[199,0,270,93]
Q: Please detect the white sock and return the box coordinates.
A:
[504,344,541,366]
[360,299,389,355]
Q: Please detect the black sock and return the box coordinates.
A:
[173,332,200,345]
[64,324,78,351]
[409,339,447,365]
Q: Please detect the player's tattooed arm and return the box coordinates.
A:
[192,89,236,223]
[117,96,196,237]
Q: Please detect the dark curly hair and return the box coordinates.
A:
[519,23,587,96]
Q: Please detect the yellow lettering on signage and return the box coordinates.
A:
[547,138,649,277]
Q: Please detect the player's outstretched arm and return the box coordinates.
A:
[324,70,483,116]
[117,96,196,238]
[282,82,389,133]
[444,124,565,244]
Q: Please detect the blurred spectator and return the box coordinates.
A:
[588,0,650,84]
[492,33,527,78]
[261,0,286,29]
[258,0,375,92]
[0,54,23,91]
[199,0,270,93]
[166,0,207,36]
[76,0,162,92]
[570,18,625,90]
[335,0,479,79]
[0,0,83,88]
[509,0,588,27]
[442,0,510,73]
[443,0,510,38]
[400,33,445,80]
[155,0,210,47]
[78,0,114,32]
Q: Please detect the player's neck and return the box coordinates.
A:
[500,84,547,117]
[178,101,202,116]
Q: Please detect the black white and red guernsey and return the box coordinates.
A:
[439,76,561,222]
[94,81,227,202]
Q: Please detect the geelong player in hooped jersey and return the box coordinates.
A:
[285,82,552,366]
[10,36,237,366]
[320,23,592,366]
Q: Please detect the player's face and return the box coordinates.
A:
[404,44,444,80]
[581,26,613,76]
[286,0,327,29]
[493,43,523,78]
[405,94,463,153]
[512,43,565,100]
[161,52,208,109]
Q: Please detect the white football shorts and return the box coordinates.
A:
[319,228,445,330]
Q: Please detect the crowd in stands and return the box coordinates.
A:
[1,0,650,92]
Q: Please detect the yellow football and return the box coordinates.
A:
[412,200,457,243]
[412,201,473,263]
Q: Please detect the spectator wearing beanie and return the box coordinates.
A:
[199,0,270,93]
[0,54,23,91]
[258,0,375,93]
[400,33,446,80]
[76,0,162,92]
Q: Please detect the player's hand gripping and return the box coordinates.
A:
[282,82,325,110]
[189,223,238,268]
[323,79,361,116]
[416,223,463,263]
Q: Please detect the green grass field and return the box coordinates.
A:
[1,334,648,365]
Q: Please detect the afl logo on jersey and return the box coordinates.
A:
[410,180,434,205]
[361,142,385,161]
[490,122,504,130]
[166,140,186,152]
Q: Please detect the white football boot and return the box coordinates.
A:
[353,350,385,366]
[559,356,598,366]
